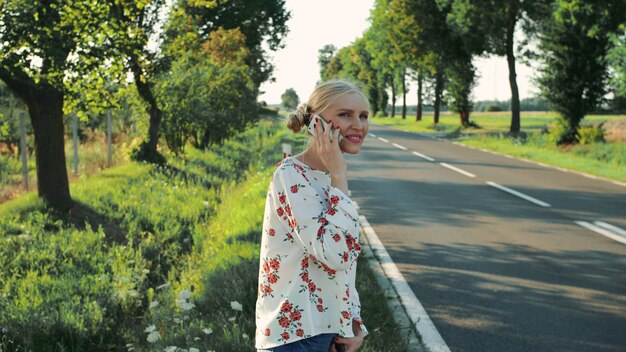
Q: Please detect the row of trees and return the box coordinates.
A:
[0,0,290,211]
[319,0,626,143]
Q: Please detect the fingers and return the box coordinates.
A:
[327,120,341,148]
[314,119,323,146]
[334,336,363,352]
[323,120,331,142]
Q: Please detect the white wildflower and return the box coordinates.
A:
[194,337,201,341]
[202,328,213,335]
[164,347,178,352]
[228,317,236,322]
[149,300,159,309]
[242,333,249,339]
[189,348,200,352]
[230,301,243,311]
[178,300,195,311]
[147,330,160,343]
[176,289,195,311]
[178,290,192,300]
[144,325,156,333]
[173,318,181,324]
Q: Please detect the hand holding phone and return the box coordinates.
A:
[307,114,344,142]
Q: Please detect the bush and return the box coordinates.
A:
[578,124,606,144]
[486,105,503,112]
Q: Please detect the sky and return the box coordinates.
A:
[258,0,538,106]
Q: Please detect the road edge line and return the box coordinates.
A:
[359,215,451,352]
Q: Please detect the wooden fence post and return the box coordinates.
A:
[19,112,28,191]
[107,110,112,167]
[72,115,79,175]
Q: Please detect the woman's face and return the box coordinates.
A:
[319,92,369,154]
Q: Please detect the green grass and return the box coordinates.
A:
[373,111,626,134]
[0,116,408,351]
[0,130,135,204]
[371,112,626,183]
[458,133,626,182]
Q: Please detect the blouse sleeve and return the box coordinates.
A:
[270,164,360,271]
[350,284,369,337]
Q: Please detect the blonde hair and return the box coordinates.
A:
[287,79,369,133]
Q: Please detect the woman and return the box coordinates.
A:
[255,79,370,352]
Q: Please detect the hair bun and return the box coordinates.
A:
[286,103,311,133]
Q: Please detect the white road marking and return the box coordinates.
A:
[575,221,626,246]
[486,181,551,208]
[412,151,435,162]
[360,215,451,352]
[439,162,476,178]
[378,137,389,143]
[392,143,408,151]
[594,221,626,237]
[369,133,377,137]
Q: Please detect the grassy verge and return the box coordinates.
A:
[0,116,407,351]
[372,112,626,183]
[0,130,135,204]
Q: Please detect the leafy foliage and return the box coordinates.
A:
[281,88,300,110]
[156,28,258,152]
[536,0,626,144]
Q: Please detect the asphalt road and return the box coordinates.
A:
[346,123,626,352]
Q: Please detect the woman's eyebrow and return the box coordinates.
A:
[337,108,369,115]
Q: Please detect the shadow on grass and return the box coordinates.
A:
[65,199,127,245]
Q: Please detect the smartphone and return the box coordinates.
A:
[307,114,344,142]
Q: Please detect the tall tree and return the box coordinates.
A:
[281,88,300,110]
[156,28,257,152]
[179,0,290,88]
[608,26,626,97]
[390,0,453,124]
[318,44,337,81]
[0,1,114,211]
[536,0,626,144]
[108,0,168,163]
[442,0,547,134]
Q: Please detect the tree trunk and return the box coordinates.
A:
[27,88,72,211]
[1,66,73,211]
[401,68,407,119]
[416,73,423,121]
[507,4,521,134]
[460,111,469,126]
[391,76,397,118]
[434,72,443,124]
[132,58,162,154]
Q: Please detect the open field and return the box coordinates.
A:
[373,111,626,135]
[372,112,626,183]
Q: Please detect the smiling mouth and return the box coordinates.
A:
[345,136,363,143]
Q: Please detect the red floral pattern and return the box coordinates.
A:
[255,157,368,349]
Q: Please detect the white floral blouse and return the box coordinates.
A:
[255,156,368,349]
